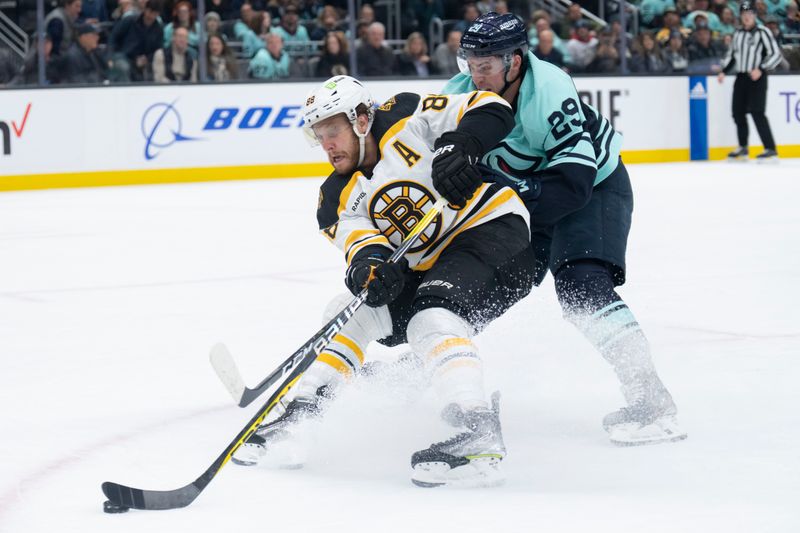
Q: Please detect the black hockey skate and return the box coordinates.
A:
[411,392,506,488]
[603,373,687,446]
[727,146,749,161]
[755,149,778,163]
[232,387,328,468]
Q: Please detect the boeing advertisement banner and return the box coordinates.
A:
[0,75,797,190]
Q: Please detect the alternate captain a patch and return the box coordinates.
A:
[369,181,442,253]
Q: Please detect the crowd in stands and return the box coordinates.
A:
[1,0,799,86]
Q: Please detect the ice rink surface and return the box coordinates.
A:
[1,161,798,533]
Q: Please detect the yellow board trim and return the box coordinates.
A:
[622,145,800,163]
[708,144,800,160]
[619,148,690,164]
[5,145,799,193]
[0,163,334,193]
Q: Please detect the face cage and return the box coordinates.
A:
[457,49,516,77]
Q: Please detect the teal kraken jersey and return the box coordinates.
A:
[442,52,624,227]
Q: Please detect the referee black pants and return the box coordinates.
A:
[732,73,776,151]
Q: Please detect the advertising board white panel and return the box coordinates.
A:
[707,74,800,155]
[3,75,796,190]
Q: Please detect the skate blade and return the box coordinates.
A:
[411,456,505,488]
[727,156,748,162]
[607,416,688,447]
[611,433,688,447]
[755,157,778,164]
[231,441,307,469]
[231,442,265,467]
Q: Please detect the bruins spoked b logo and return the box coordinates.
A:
[370,181,442,253]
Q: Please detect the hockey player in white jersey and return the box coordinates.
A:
[232,75,536,487]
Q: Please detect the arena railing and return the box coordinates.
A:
[0,9,28,60]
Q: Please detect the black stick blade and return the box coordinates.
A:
[102,481,201,510]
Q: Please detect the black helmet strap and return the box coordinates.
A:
[499,50,525,99]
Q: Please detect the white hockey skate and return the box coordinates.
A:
[411,392,506,488]
[603,373,687,446]
[232,388,328,469]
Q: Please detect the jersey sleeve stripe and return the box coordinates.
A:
[596,122,615,169]
[378,116,413,152]
[458,91,506,124]
[760,28,782,69]
[346,235,392,265]
[592,121,611,162]
[344,228,382,250]
[466,91,502,110]
[345,232,387,258]
[550,151,597,165]
[336,172,362,218]
[457,104,466,123]
[544,131,593,160]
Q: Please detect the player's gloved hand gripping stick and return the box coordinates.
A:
[211,199,445,409]
[101,197,447,512]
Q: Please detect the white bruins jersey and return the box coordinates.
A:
[316,91,530,271]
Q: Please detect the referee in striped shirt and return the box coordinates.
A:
[718,1,783,161]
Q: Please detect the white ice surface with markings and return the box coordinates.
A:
[0,162,798,532]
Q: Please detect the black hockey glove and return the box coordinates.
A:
[345,253,409,308]
[432,131,483,209]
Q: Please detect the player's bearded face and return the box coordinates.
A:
[313,115,359,173]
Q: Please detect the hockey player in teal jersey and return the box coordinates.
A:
[438,12,686,446]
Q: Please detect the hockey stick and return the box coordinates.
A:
[210,196,448,408]
[101,197,447,511]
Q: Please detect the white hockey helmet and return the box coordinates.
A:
[302,75,376,166]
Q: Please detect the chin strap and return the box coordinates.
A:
[354,124,367,167]
[351,112,375,168]
[498,51,526,99]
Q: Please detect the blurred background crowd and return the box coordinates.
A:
[1,0,799,86]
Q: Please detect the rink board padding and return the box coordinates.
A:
[1,75,799,191]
